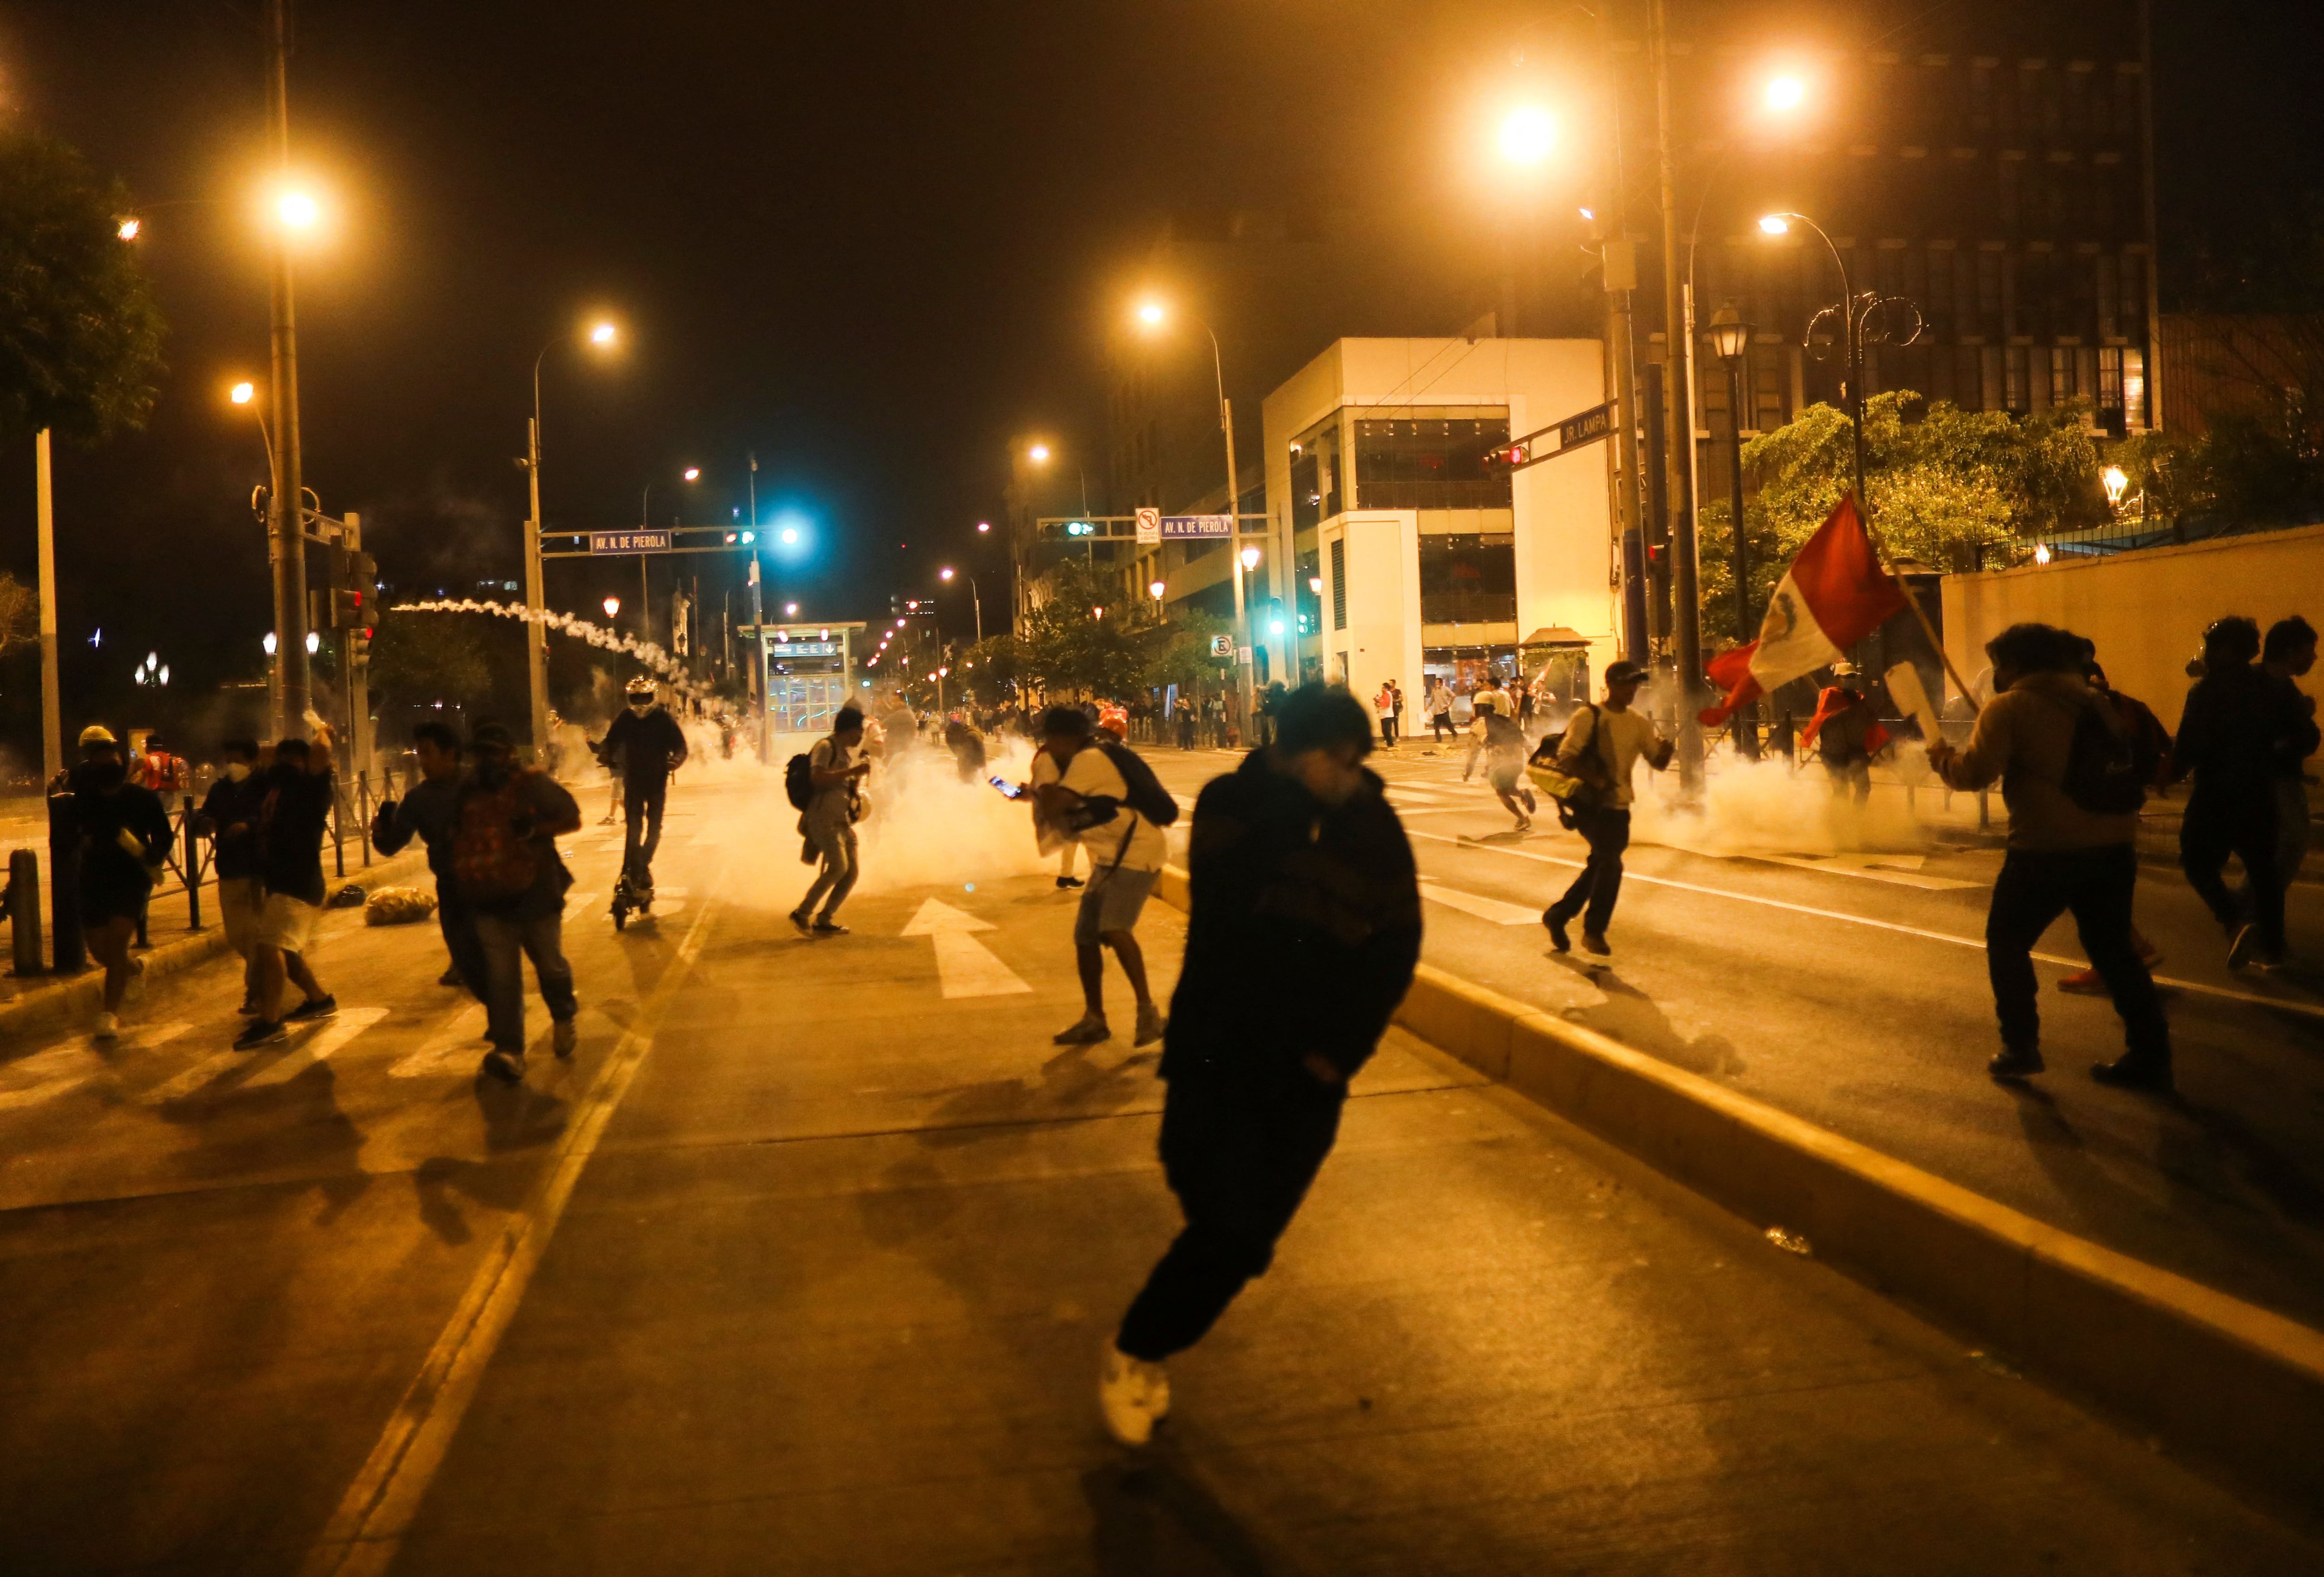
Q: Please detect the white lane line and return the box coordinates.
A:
[140,1049,247,1105]
[1408,828,2324,1021]
[299,889,723,1577]
[1419,877,1542,926]
[900,897,1032,999]
[0,1023,192,1112]
[1747,852,1985,892]
[241,1008,394,1088]
[389,1004,490,1078]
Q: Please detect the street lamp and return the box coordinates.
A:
[1759,211,1870,512]
[1498,105,1557,166]
[1764,74,1807,113]
[1028,443,1051,464]
[117,216,141,241]
[1149,579,1167,600]
[683,466,700,482]
[1135,297,1255,714]
[524,314,623,757]
[939,566,955,581]
[2102,465,2130,508]
[602,596,621,621]
[1707,302,1759,758]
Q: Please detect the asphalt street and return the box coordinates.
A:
[1143,739,2324,1333]
[1,773,2319,1573]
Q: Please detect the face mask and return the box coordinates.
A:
[629,699,651,712]
[225,762,251,782]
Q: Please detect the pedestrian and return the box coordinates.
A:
[1034,705,1169,1048]
[2055,644,2170,994]
[1390,680,1406,744]
[1927,623,2172,1091]
[1515,682,1534,731]
[599,676,689,899]
[458,722,583,1081]
[1430,681,1454,744]
[64,726,173,1040]
[1100,683,1420,1446]
[235,726,341,1050]
[192,738,270,1013]
[1030,734,1084,889]
[1373,682,1396,748]
[2174,616,2303,971]
[1174,693,1195,751]
[1803,664,1883,813]
[370,721,489,995]
[1538,662,1672,955]
[2259,615,2318,891]
[790,704,870,936]
[1462,679,1508,781]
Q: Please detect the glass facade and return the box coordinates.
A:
[1353,418,1512,510]
[1419,533,1516,626]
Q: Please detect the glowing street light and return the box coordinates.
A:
[779,526,799,545]
[785,602,799,616]
[977,520,990,533]
[602,596,621,620]
[683,467,700,482]
[1498,106,1557,166]
[117,217,141,241]
[1764,75,1807,113]
[1136,301,1166,326]
[2102,465,2130,507]
[1028,443,1051,463]
[263,632,277,656]
[1149,580,1167,600]
[939,566,956,581]
[230,381,256,405]
[1239,545,1261,571]
[1758,213,1791,236]
[276,191,320,229]
[589,320,618,347]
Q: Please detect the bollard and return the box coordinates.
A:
[46,784,84,974]
[183,793,203,931]
[8,848,43,976]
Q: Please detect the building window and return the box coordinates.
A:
[2119,252,2146,338]
[2005,346,2030,413]
[1981,346,2005,411]
[1353,417,1512,510]
[1330,538,1347,631]
[2124,348,2147,427]
[1419,534,1517,625]
[2049,347,2075,407]
[1291,449,1322,533]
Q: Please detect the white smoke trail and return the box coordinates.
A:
[392,599,713,700]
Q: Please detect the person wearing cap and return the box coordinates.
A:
[1539,661,1673,957]
[65,726,173,1041]
[236,723,342,1050]
[462,721,584,1082]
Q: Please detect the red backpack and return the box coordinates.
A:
[453,773,542,903]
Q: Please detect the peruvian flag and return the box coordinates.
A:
[1699,493,1909,725]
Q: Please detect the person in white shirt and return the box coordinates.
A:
[1462,681,1510,780]
[1541,661,1672,955]
[1029,744,1083,889]
[1034,705,1168,1047]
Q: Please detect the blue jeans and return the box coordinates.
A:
[473,909,578,1053]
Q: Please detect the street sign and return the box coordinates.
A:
[589,530,673,554]
[1162,514,1232,538]
[1557,401,1614,451]
[1135,507,1161,546]
[1208,634,1235,659]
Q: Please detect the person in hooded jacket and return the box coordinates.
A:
[1098,683,1422,1447]
[63,726,174,1040]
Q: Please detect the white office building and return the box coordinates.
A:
[1261,337,1619,716]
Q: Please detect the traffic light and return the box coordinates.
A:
[1483,443,1530,475]
[1062,519,1097,537]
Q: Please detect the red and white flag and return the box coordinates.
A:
[1699,493,1909,725]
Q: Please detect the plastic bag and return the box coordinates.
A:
[364,886,438,926]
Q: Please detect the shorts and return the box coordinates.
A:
[257,892,323,955]
[1488,758,1524,793]
[219,876,265,960]
[1074,864,1157,945]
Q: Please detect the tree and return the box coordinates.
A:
[0,571,34,654]
[1017,558,1151,700]
[0,132,166,441]
[957,633,1021,702]
[1697,393,2110,644]
[366,608,493,712]
[1144,607,1234,694]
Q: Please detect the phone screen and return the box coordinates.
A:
[989,777,1029,801]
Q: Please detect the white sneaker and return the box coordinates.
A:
[94,1011,119,1041]
[1098,1344,1169,1446]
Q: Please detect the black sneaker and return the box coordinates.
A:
[2090,1056,2173,1095]
[1056,875,1084,890]
[237,998,262,1017]
[1579,931,1611,957]
[811,918,850,937]
[788,909,814,937]
[481,1048,526,1083]
[437,967,463,988]
[285,994,337,1022]
[1543,911,1571,953]
[2227,923,2260,972]
[234,1019,288,1051]
[1988,1046,2045,1081]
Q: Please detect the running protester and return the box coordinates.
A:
[599,676,689,898]
[791,705,870,937]
[65,727,173,1041]
[1035,706,1168,1048]
[1538,661,1673,957]
[193,738,270,1013]
[371,721,489,994]
[236,726,340,1050]
[460,722,584,1082]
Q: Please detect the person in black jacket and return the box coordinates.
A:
[2176,617,2312,969]
[192,738,271,1013]
[1099,683,1422,1447]
[599,676,689,896]
[371,721,488,994]
[63,726,175,1041]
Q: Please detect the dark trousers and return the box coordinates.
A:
[622,780,667,886]
[1432,715,1452,742]
[1548,805,1631,935]
[1380,716,1397,746]
[2181,793,2284,958]
[1117,1068,1346,1362]
[436,887,491,1002]
[1987,844,2170,1065]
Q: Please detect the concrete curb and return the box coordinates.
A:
[0,850,429,1046]
[1153,863,2324,1511]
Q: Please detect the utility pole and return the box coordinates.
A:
[1649,0,1702,788]
[1221,393,1252,720]
[1596,3,1645,670]
[264,0,310,740]
[35,430,60,783]
[523,409,550,758]
[747,554,768,763]
[345,511,372,777]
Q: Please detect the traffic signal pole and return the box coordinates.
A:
[524,408,551,760]
[1649,0,1703,792]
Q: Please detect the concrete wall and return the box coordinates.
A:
[1941,523,2324,735]
[1320,511,1423,706]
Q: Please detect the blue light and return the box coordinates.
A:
[1269,619,1286,635]
[779,527,799,545]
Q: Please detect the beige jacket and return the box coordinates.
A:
[1933,670,2139,851]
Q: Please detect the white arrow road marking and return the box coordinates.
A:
[241,1007,393,1088]
[900,897,1032,999]
[390,1004,490,1077]
[1418,877,1543,926]
[0,1023,192,1112]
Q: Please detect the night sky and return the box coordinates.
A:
[0,0,2313,754]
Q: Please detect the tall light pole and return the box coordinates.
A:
[1760,212,1867,510]
[1134,300,1252,716]
[746,451,769,762]
[1648,0,1702,794]
[264,0,311,741]
[523,318,619,761]
[1708,303,1759,759]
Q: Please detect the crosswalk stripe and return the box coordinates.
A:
[390,1004,489,1078]
[0,1022,188,1111]
[240,1007,394,1088]
[1419,878,1543,926]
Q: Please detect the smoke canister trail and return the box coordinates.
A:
[391,599,713,699]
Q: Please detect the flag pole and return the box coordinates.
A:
[1855,490,1982,713]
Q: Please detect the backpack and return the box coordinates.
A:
[1096,741,1179,828]
[1528,705,1611,822]
[784,752,816,811]
[452,773,542,903]
[2059,694,2151,816]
